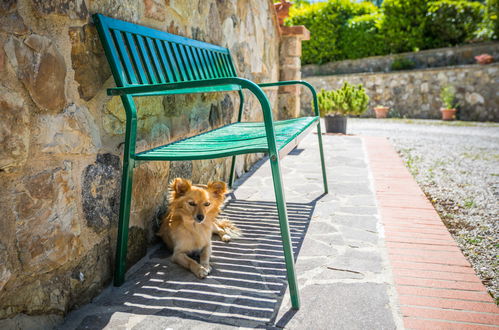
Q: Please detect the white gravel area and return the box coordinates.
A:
[348,118,499,303]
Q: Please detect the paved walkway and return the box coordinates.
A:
[59,129,498,329]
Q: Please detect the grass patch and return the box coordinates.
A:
[463,199,476,209]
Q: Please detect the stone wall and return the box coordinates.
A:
[302,42,499,77]
[301,64,499,121]
[0,0,282,325]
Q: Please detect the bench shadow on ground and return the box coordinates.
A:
[80,195,324,329]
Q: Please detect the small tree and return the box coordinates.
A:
[317,82,369,117]
[440,85,458,109]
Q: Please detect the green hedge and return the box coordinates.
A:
[488,0,499,39]
[287,0,489,65]
[286,0,379,64]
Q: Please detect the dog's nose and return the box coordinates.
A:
[196,214,205,222]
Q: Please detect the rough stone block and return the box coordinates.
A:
[280,36,301,57]
[143,0,166,21]
[32,0,88,19]
[0,86,29,172]
[69,24,111,101]
[4,35,67,112]
[0,12,28,35]
[82,153,121,232]
[36,104,101,155]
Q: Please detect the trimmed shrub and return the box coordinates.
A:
[286,0,378,64]
[288,0,488,64]
[338,13,388,60]
[380,0,430,53]
[488,0,499,39]
[426,0,485,47]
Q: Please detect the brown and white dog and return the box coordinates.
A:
[157,178,240,278]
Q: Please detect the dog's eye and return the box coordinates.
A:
[204,202,211,207]
[188,201,197,206]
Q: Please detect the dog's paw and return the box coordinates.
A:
[221,234,231,242]
[195,266,210,279]
[201,263,212,273]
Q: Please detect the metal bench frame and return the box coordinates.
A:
[94,13,328,309]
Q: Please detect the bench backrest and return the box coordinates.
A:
[93,14,238,88]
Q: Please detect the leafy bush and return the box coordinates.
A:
[487,0,499,39]
[426,1,485,47]
[286,0,378,64]
[390,57,416,71]
[317,82,369,116]
[380,0,429,53]
[288,0,488,64]
[338,13,387,60]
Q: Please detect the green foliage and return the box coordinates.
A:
[317,82,369,116]
[380,0,429,53]
[426,1,485,47]
[288,0,488,64]
[338,13,388,59]
[286,0,379,64]
[390,57,416,71]
[487,0,499,39]
[440,85,458,109]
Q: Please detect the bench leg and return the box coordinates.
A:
[269,156,300,309]
[229,155,237,189]
[316,122,328,194]
[114,158,135,286]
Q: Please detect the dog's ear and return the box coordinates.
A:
[170,178,191,199]
[207,181,227,198]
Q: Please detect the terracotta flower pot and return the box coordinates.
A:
[374,106,389,119]
[440,108,456,121]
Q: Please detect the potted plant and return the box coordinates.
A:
[440,85,458,121]
[374,105,390,118]
[317,82,369,134]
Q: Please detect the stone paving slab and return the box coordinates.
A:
[58,131,402,329]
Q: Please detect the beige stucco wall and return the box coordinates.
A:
[0,0,280,322]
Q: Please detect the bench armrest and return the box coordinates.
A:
[258,80,319,117]
[108,77,283,159]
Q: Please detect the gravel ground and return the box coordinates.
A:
[348,118,499,303]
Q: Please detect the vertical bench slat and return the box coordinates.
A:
[153,39,174,82]
[185,46,203,80]
[216,52,229,77]
[112,30,139,84]
[193,48,209,79]
[161,41,182,82]
[136,35,158,84]
[99,27,128,86]
[180,44,198,80]
[209,51,223,77]
[226,53,238,76]
[124,32,149,84]
[171,43,191,81]
[189,47,206,80]
[221,54,233,77]
[204,50,221,78]
[146,38,166,83]
[198,49,214,79]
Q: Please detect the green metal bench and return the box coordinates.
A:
[93,14,328,309]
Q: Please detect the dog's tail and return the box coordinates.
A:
[215,217,242,239]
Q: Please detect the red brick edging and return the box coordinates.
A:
[363,136,499,329]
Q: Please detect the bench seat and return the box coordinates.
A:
[135,116,318,161]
